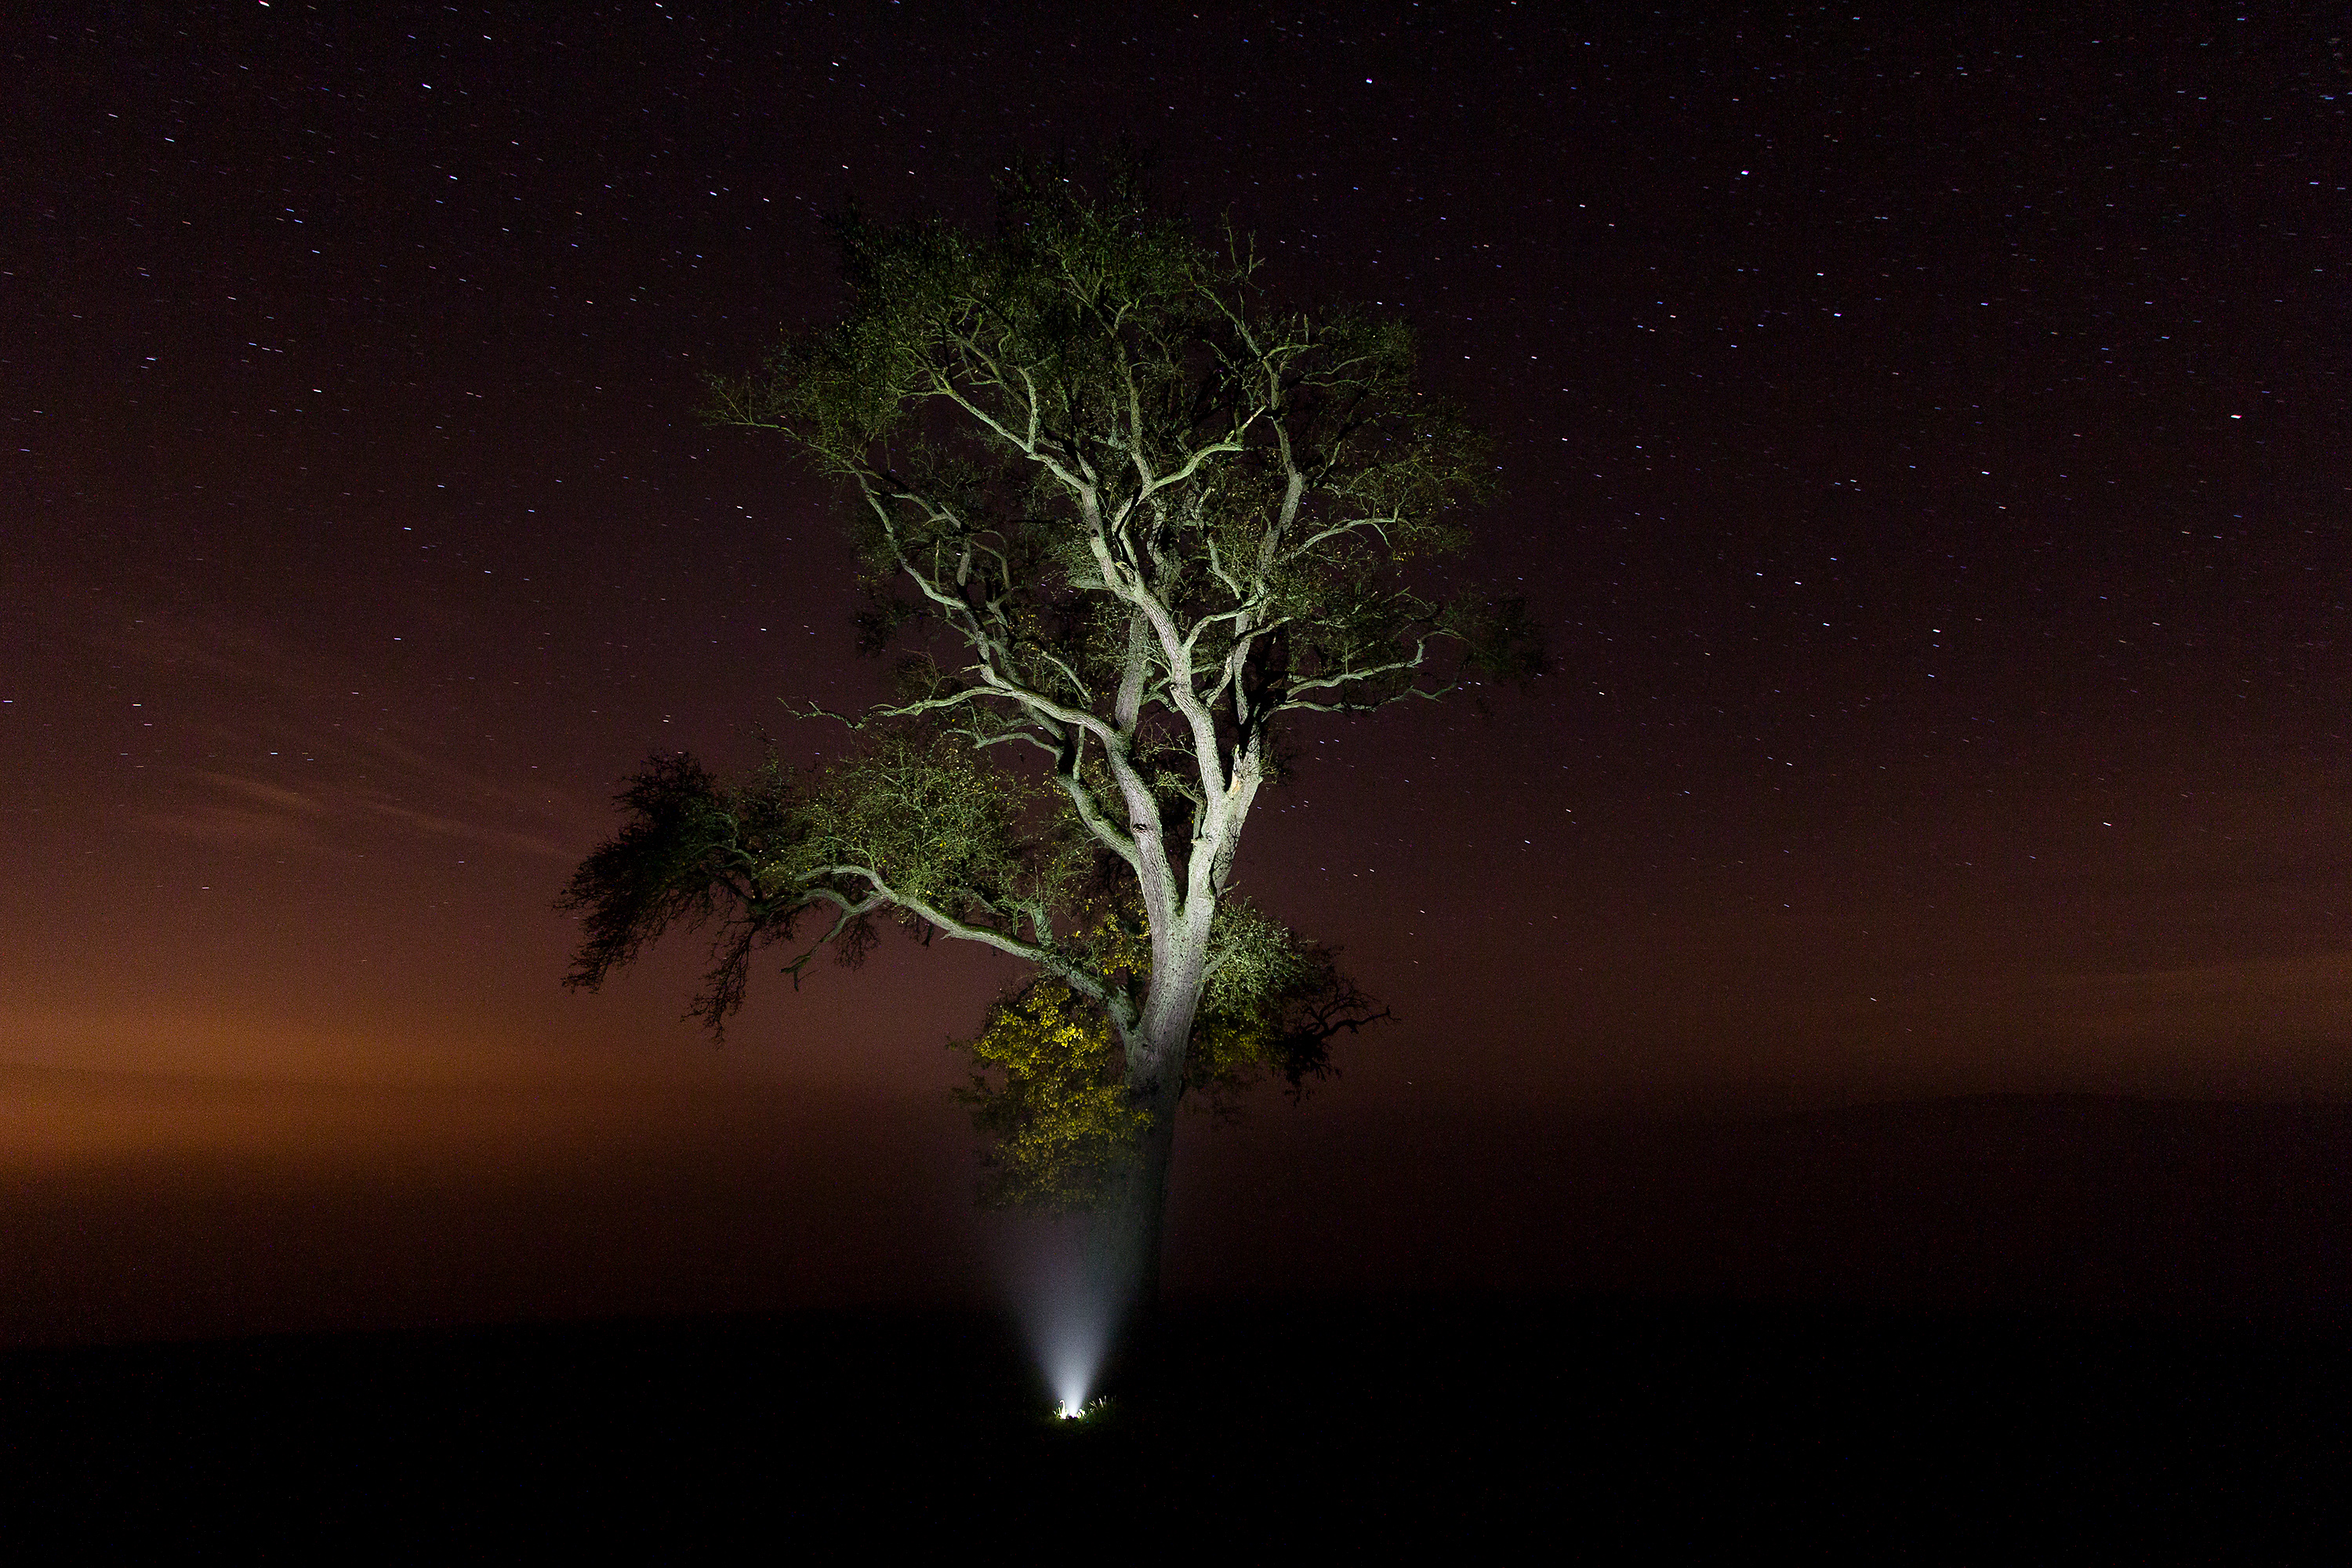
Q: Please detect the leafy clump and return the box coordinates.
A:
[956,981,1152,1210]
[954,899,1385,1208]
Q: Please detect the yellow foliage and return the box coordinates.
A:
[952,900,1355,1208]
[956,982,1150,1210]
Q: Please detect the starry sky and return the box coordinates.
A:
[3,3,2347,1341]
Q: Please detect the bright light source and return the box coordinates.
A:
[1006,1215,1127,1432]
[1043,1331,1104,1428]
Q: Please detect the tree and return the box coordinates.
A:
[558,164,1536,1322]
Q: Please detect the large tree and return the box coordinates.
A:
[560,166,1534,1316]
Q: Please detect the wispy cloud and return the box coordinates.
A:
[353,793,574,861]
[2038,949,2352,1039]
[65,607,597,865]
[133,773,574,862]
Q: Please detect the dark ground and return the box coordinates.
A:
[5,1294,2347,1555]
[8,1094,2350,1555]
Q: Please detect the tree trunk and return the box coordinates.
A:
[1078,884,1213,1379]
[1082,1016,1192,1359]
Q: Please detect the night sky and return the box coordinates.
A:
[5,3,2347,1344]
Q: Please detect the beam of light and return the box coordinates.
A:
[996,1213,1120,1425]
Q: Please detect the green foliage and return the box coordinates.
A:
[558,727,1085,1036]
[557,751,798,1032]
[705,159,1533,754]
[789,727,1078,923]
[1187,902,1374,1108]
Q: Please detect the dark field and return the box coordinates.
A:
[7,1094,2350,1553]
[5,1295,2347,1554]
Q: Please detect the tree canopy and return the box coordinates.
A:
[560,162,1533,1238]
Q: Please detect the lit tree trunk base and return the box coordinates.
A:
[1080,1069,1185,1365]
